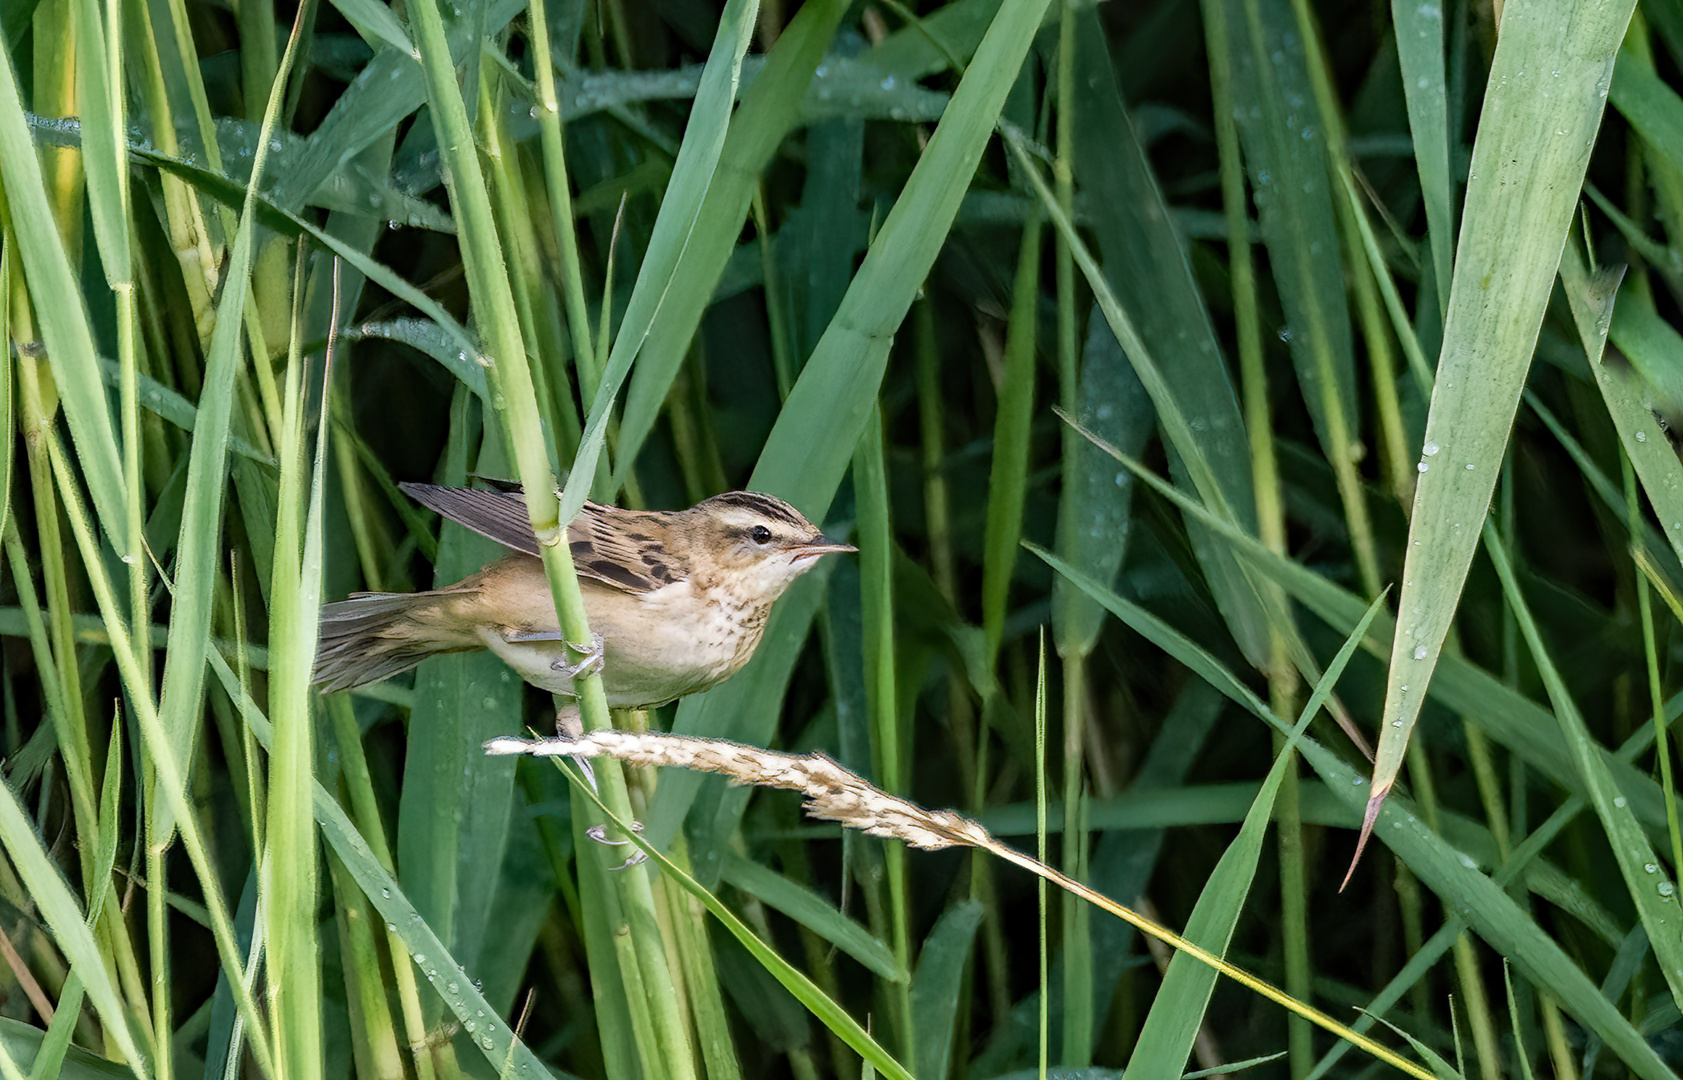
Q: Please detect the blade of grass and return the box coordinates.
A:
[910,898,984,1080]
[1363,0,1638,857]
[208,651,551,1077]
[1131,588,1386,1075]
[1086,431,1682,839]
[1221,0,1374,598]
[611,0,851,484]
[151,0,306,845]
[0,780,145,1073]
[1479,519,1683,1009]
[558,0,759,516]
[0,40,126,544]
[1393,0,1454,319]
[552,758,918,1080]
[264,250,336,1080]
[982,215,1040,664]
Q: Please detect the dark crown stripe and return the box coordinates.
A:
[706,491,806,527]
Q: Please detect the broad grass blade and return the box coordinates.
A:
[1366,0,1637,850]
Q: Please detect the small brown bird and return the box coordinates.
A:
[314,483,855,709]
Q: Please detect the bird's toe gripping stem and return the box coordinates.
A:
[550,632,606,679]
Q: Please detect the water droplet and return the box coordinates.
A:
[1417,462,1430,473]
[1636,431,1649,443]
[1423,441,1439,456]
[1413,646,1427,660]
[414,954,426,964]
[381,888,390,898]
[880,75,896,90]
[1465,463,1475,470]
[1660,881,1677,897]
[1277,325,1292,342]
[1614,796,1627,808]
[1646,863,1659,874]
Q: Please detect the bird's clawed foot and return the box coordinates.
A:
[549,633,605,680]
[586,821,648,869]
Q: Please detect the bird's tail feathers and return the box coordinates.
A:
[313,590,477,692]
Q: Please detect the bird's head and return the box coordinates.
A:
[688,491,856,600]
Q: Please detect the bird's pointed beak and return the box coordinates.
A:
[792,535,857,561]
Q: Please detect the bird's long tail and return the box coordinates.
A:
[313,590,479,692]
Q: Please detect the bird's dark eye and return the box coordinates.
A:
[749,525,773,544]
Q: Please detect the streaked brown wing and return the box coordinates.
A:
[402,482,690,595]
[566,504,691,594]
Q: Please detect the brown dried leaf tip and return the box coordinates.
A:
[484,731,997,852]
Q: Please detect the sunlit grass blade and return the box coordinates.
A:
[1366,0,1638,853]
[0,41,127,544]
[153,1,306,844]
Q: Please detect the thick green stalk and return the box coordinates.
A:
[405,0,693,1074]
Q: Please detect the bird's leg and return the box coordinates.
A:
[505,629,606,680]
[554,701,584,739]
[555,632,605,680]
[542,698,597,791]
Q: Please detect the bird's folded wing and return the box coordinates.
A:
[401,482,689,595]
[566,506,689,594]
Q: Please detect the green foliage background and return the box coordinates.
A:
[1,0,1682,1076]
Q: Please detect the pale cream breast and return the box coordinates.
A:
[455,548,775,709]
